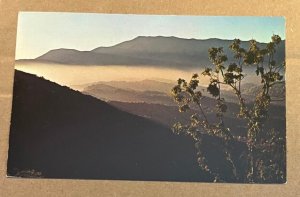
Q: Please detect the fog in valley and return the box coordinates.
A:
[15,61,262,92]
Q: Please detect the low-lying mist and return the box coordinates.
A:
[15,62,207,85]
[15,61,262,91]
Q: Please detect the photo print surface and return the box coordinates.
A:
[8,12,286,183]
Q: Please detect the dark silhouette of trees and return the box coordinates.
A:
[171,35,286,183]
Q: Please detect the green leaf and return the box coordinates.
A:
[192,73,199,79]
[179,104,190,112]
[272,34,281,45]
[193,91,202,102]
[224,73,235,84]
[172,122,184,135]
[267,42,275,53]
[207,83,220,97]
[202,68,212,76]
[189,79,199,90]
[171,85,181,95]
[259,67,264,75]
[217,64,225,71]
[256,68,259,76]
[174,94,184,102]
[177,78,185,85]
[220,55,228,62]
[270,60,276,66]
[227,63,238,72]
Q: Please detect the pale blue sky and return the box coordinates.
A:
[16,12,285,59]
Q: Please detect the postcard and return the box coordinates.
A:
[7,12,286,183]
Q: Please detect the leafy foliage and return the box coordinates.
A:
[171,35,286,183]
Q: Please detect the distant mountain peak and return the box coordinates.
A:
[48,48,81,53]
[24,36,284,69]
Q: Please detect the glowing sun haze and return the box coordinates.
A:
[15,13,285,87]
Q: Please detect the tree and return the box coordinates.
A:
[171,35,286,183]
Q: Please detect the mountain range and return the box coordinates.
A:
[17,36,285,69]
[8,70,251,182]
[80,79,285,105]
[80,79,285,137]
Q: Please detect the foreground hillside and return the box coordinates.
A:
[8,70,249,182]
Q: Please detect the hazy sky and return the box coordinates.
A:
[16,12,285,59]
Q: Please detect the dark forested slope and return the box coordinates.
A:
[7,70,246,182]
[7,70,206,181]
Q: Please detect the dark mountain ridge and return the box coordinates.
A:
[8,70,248,182]
[18,36,285,69]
